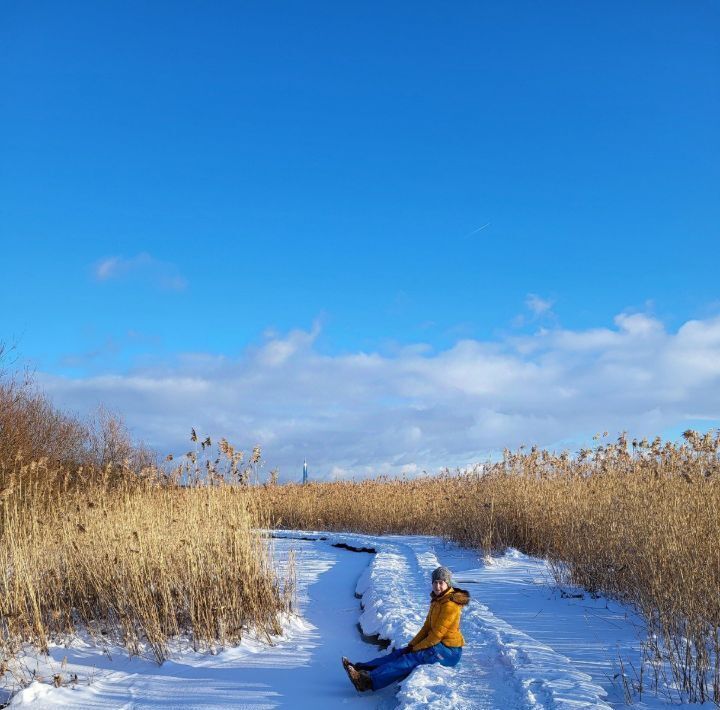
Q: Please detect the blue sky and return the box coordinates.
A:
[1,2,719,478]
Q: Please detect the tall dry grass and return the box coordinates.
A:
[0,457,290,673]
[0,433,294,706]
[260,432,720,704]
[1,353,290,688]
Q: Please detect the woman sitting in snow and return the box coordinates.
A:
[342,565,470,692]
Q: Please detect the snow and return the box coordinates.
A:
[1,531,687,708]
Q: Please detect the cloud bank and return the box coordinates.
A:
[39,312,720,482]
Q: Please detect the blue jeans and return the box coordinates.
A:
[355,644,462,690]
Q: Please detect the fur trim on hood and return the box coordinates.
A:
[449,587,470,606]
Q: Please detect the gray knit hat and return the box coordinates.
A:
[432,566,452,584]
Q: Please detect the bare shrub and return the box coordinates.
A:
[0,376,88,469]
[0,352,153,486]
[85,405,155,471]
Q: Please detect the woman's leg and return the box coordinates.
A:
[435,644,463,667]
[354,647,404,671]
[367,648,438,690]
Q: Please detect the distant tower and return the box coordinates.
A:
[302,459,308,484]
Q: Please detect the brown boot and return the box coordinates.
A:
[342,657,355,684]
[346,664,372,692]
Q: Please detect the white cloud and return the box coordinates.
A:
[95,257,122,280]
[526,293,554,316]
[37,312,720,482]
[93,253,187,291]
[614,312,663,337]
[256,320,321,367]
[513,293,556,328]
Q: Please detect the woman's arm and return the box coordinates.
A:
[411,603,460,650]
[408,611,431,648]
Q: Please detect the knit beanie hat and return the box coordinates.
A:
[432,566,452,584]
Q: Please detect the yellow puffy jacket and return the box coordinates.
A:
[408,586,470,651]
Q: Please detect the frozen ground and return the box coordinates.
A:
[2,531,685,709]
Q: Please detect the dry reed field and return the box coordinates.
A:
[0,368,292,691]
[0,459,291,673]
[259,433,720,704]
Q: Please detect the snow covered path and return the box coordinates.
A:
[274,531,672,710]
[5,531,678,708]
[5,537,396,709]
